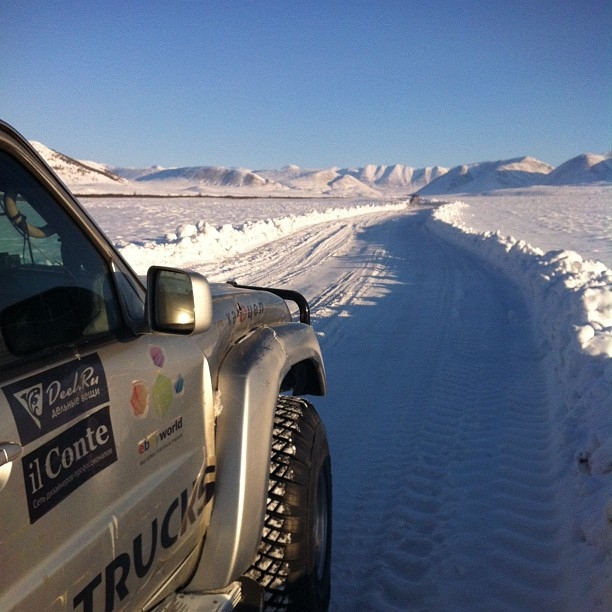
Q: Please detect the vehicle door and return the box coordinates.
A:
[0,139,212,611]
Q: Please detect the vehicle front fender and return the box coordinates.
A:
[186,322,325,590]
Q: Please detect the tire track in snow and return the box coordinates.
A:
[191,221,357,287]
[423,259,564,611]
[370,217,564,611]
[191,209,571,610]
[275,211,566,611]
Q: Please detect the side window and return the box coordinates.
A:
[0,149,122,367]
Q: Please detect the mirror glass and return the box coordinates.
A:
[155,269,195,332]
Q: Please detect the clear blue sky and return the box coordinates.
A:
[2,0,610,169]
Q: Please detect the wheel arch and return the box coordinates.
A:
[186,322,326,591]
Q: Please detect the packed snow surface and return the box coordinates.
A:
[80,185,611,610]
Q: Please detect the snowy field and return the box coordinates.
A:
[82,185,612,610]
[444,186,612,268]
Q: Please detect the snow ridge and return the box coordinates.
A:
[117,200,409,275]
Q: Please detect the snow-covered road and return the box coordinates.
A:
[187,209,579,610]
[312,213,562,610]
[85,192,610,610]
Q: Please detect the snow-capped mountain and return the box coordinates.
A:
[418,153,612,195]
[30,141,126,185]
[544,153,612,185]
[254,166,383,196]
[126,164,447,197]
[417,156,554,195]
[132,166,286,190]
[32,141,612,197]
[349,164,449,191]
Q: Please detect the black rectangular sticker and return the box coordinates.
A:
[22,406,117,523]
[2,353,109,445]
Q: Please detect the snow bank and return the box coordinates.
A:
[428,201,612,581]
[117,200,408,275]
[429,201,612,360]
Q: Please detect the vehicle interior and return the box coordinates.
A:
[0,149,120,367]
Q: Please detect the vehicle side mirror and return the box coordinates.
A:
[146,267,213,334]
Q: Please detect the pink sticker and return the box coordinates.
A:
[150,346,166,368]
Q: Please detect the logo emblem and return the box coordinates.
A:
[14,384,44,429]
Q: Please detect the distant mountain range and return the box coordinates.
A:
[417,154,612,195]
[31,141,612,198]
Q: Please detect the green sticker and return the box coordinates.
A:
[151,374,173,417]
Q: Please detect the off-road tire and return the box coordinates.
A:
[246,396,332,611]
